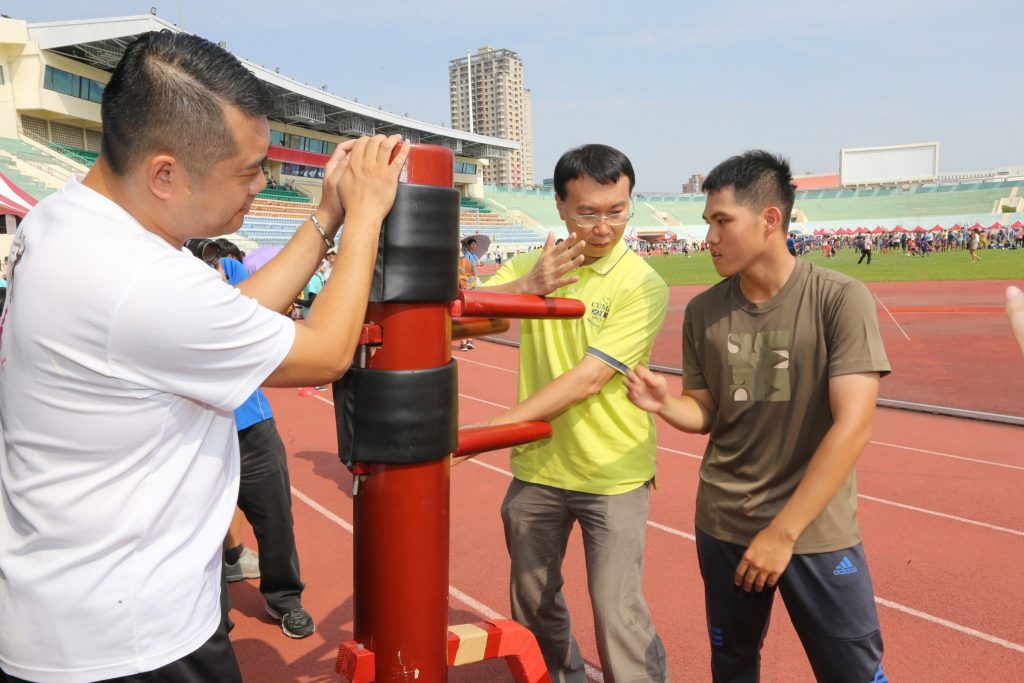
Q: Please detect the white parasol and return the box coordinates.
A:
[461,234,491,258]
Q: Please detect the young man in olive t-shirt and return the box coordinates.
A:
[626,150,890,682]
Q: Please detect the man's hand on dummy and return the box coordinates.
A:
[316,138,359,231]
[625,365,668,414]
[337,135,410,228]
[318,134,410,234]
[1006,286,1024,356]
[519,232,586,295]
[734,525,796,593]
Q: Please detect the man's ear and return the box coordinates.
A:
[555,195,566,220]
[762,205,784,238]
[145,154,183,201]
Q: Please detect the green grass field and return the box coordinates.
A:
[644,248,1024,286]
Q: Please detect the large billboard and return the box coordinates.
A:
[840,142,940,186]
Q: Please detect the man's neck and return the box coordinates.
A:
[82,163,180,249]
[737,246,797,304]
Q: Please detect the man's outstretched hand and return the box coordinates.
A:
[517,232,586,295]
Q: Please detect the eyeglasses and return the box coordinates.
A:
[568,210,633,228]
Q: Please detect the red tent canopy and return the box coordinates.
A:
[988,221,1004,230]
[951,224,962,230]
[837,227,851,235]
[1012,220,1024,229]
[854,226,869,234]
[971,222,985,230]
[813,228,824,236]
[871,226,886,234]
[931,224,944,232]
[890,225,906,233]
[913,225,927,233]
[0,170,37,217]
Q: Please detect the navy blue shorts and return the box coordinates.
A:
[696,529,886,683]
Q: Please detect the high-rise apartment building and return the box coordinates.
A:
[449,46,534,187]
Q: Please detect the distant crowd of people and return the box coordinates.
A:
[617,225,1024,265]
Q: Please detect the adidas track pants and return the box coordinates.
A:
[695,529,886,683]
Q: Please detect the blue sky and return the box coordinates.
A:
[4,1,1020,191]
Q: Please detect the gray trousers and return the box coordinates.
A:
[501,479,669,683]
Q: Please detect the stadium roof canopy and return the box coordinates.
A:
[26,14,518,160]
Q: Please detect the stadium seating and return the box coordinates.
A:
[792,182,1024,221]
[459,194,549,250]
[46,143,98,167]
[483,181,1024,236]
[257,187,311,203]
[0,137,77,199]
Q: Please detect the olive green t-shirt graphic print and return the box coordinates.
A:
[683,261,890,554]
[727,330,792,403]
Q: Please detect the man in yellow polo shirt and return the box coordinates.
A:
[483,144,670,682]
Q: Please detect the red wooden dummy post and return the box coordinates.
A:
[334,144,581,683]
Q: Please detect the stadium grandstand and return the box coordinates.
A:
[486,174,1024,244]
[0,13,555,256]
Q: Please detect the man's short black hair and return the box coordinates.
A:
[100,30,274,179]
[702,150,796,230]
[553,144,635,200]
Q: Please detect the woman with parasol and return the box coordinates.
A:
[458,234,488,350]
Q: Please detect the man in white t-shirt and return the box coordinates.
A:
[0,31,409,683]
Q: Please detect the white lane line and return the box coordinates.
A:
[869,440,1024,472]
[655,445,1024,537]
[646,520,697,542]
[659,445,702,461]
[874,293,911,341]
[858,494,1024,537]
[455,356,518,374]
[291,485,605,682]
[292,486,353,532]
[471,459,516,477]
[464,460,1024,656]
[874,597,1024,655]
[459,393,510,409]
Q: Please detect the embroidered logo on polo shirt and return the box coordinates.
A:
[588,296,611,328]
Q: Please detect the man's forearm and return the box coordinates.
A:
[238,206,339,312]
[490,357,613,426]
[657,393,712,434]
[302,210,381,358]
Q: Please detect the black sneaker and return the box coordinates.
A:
[266,604,315,639]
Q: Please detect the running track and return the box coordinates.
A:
[228,340,1024,681]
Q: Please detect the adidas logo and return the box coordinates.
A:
[833,556,858,576]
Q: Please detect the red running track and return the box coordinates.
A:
[486,279,1024,420]
[228,339,1024,682]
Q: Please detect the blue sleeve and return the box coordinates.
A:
[221,258,249,286]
